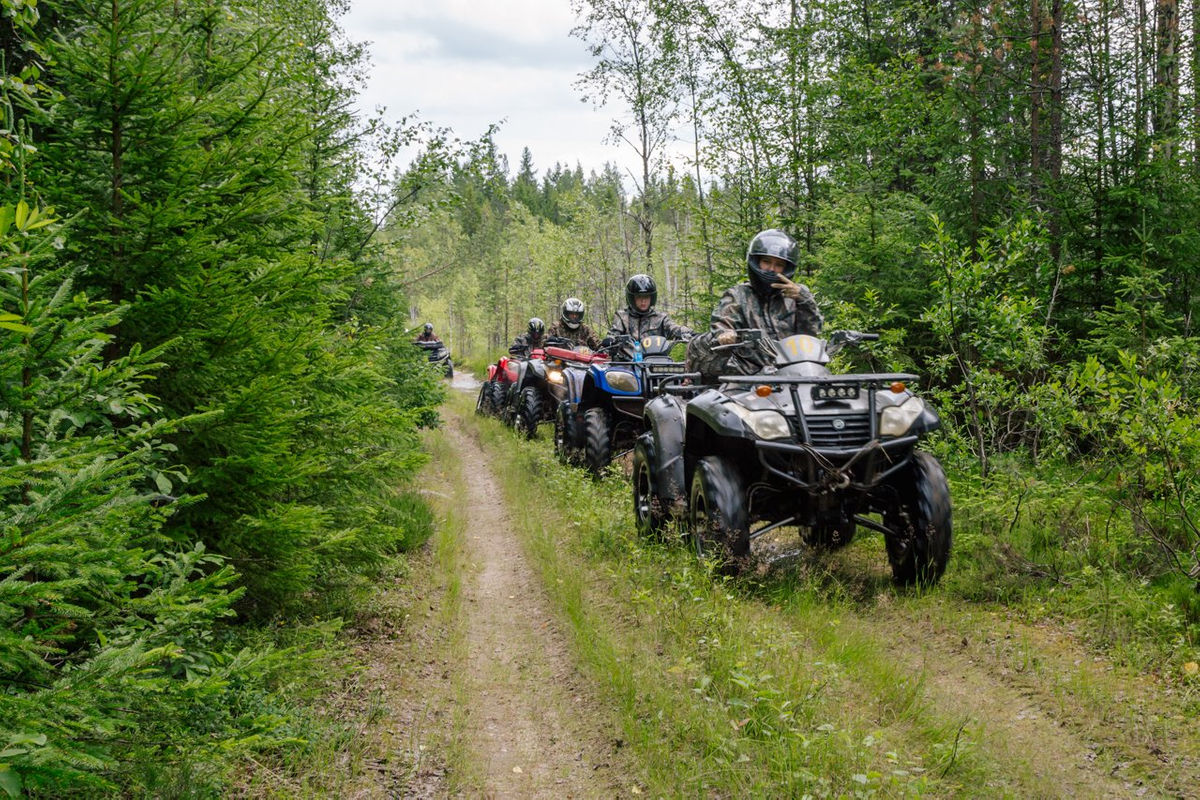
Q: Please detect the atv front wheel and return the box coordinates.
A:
[583,407,612,477]
[490,382,507,416]
[632,437,667,538]
[688,455,749,573]
[476,381,493,415]
[516,386,541,439]
[883,451,952,587]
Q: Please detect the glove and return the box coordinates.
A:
[716,330,738,346]
[772,274,804,301]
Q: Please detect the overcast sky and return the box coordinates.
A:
[340,0,641,182]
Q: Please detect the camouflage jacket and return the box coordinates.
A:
[509,332,545,354]
[608,308,693,342]
[415,332,440,342]
[547,321,601,350]
[686,282,823,381]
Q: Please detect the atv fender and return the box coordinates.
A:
[564,367,588,405]
[686,388,755,440]
[644,394,687,507]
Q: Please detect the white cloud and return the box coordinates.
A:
[341,0,644,180]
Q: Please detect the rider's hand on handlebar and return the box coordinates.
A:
[716,330,738,346]
[771,274,804,300]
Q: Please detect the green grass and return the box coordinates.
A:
[463,394,1002,797]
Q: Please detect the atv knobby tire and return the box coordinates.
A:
[516,386,541,439]
[476,381,493,415]
[883,451,952,587]
[688,455,749,573]
[555,402,582,465]
[584,407,612,477]
[632,437,667,538]
[490,381,507,416]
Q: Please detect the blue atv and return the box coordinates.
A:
[564,334,689,476]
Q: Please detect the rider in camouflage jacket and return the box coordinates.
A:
[687,229,823,381]
[510,317,546,355]
[607,274,693,342]
[547,297,601,350]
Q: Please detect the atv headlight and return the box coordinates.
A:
[547,369,565,385]
[879,397,926,437]
[605,369,640,393]
[727,403,791,440]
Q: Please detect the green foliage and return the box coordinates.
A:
[0,0,447,792]
[0,203,254,794]
[920,216,1060,468]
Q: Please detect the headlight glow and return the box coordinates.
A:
[605,369,640,393]
[727,403,791,440]
[879,397,926,437]
[547,369,565,385]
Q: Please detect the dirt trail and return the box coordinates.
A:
[388,376,624,800]
[440,395,626,797]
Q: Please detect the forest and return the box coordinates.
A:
[2,0,1199,795]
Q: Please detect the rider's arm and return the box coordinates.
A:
[791,285,824,335]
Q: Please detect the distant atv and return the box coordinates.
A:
[633,330,951,586]
[570,334,689,475]
[415,340,453,378]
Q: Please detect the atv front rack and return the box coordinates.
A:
[715,372,923,493]
[715,372,919,386]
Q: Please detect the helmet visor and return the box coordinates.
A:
[564,311,583,325]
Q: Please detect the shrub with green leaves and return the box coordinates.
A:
[0,202,265,795]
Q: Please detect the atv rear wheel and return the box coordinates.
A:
[688,455,749,573]
[806,518,856,551]
[554,402,582,465]
[516,386,541,439]
[883,451,952,587]
[583,407,612,477]
[632,437,667,538]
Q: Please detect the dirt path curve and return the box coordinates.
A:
[440,393,627,797]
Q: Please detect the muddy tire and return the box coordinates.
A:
[554,403,582,465]
[632,437,667,538]
[445,362,454,379]
[688,455,749,573]
[516,386,541,439]
[476,381,494,415]
[884,451,952,587]
[490,382,507,415]
[583,407,611,477]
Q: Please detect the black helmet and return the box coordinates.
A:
[746,228,799,296]
[561,297,585,330]
[625,274,657,316]
[528,317,545,337]
[423,322,433,334]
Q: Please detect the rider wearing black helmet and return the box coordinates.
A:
[510,317,547,354]
[686,228,823,380]
[548,297,601,349]
[607,274,693,342]
[415,322,441,343]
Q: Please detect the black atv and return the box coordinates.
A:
[415,340,453,378]
[633,329,951,586]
